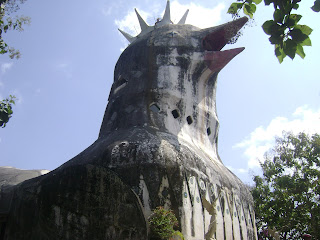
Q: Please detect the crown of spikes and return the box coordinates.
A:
[118,0,189,43]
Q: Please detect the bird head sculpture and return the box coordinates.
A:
[99,0,248,163]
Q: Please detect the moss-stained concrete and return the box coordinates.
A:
[0,2,257,239]
[3,165,147,240]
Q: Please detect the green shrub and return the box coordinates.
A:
[148,206,184,240]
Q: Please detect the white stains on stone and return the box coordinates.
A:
[110,140,137,166]
[80,215,89,226]
[249,205,258,240]
[53,205,63,227]
[67,212,73,222]
[239,203,258,240]
[155,47,222,166]
[215,191,224,240]
[203,188,212,238]
[136,142,156,164]
[223,192,233,240]
[113,81,128,94]
[181,176,206,239]
[192,179,205,239]
[234,195,248,240]
[188,176,196,200]
[110,145,120,161]
[157,65,180,91]
[232,196,241,240]
[36,186,42,194]
[239,202,248,240]
[165,48,179,65]
[190,37,199,48]
[158,139,179,164]
[181,180,193,239]
[133,70,142,78]
[158,175,171,209]
[139,175,152,218]
[125,105,135,113]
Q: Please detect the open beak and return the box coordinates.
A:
[194,17,248,72]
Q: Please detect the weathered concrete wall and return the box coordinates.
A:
[1,165,147,240]
[0,3,257,239]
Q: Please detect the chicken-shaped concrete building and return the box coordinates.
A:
[0,1,257,240]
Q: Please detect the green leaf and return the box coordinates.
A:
[296,44,305,59]
[264,0,272,5]
[289,28,308,43]
[243,3,255,18]
[249,3,257,13]
[293,3,299,10]
[253,0,262,3]
[227,2,243,14]
[295,25,313,36]
[262,20,276,35]
[284,39,297,59]
[273,9,284,23]
[285,14,302,28]
[275,44,286,63]
[311,0,320,12]
[301,37,312,46]
[269,35,282,44]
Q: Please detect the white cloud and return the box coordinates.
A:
[57,63,69,69]
[171,1,225,28]
[115,9,151,36]
[56,62,73,79]
[234,106,320,168]
[0,62,14,87]
[227,165,248,174]
[11,89,23,104]
[114,1,226,43]
[1,62,13,74]
[34,88,41,95]
[102,6,112,16]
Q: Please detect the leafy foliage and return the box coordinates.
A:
[148,206,184,240]
[228,0,319,63]
[0,95,15,127]
[252,132,320,239]
[0,0,29,127]
[0,0,30,59]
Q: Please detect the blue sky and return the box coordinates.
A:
[0,0,319,184]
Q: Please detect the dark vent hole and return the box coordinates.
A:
[171,109,180,119]
[186,116,193,125]
[207,127,211,136]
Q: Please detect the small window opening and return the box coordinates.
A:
[207,127,211,136]
[171,109,180,119]
[150,103,160,113]
[186,116,193,125]
[117,76,127,85]
[113,76,128,94]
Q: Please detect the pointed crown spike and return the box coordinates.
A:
[119,2,197,44]
[135,8,149,31]
[177,9,189,24]
[161,0,171,24]
[118,29,136,43]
